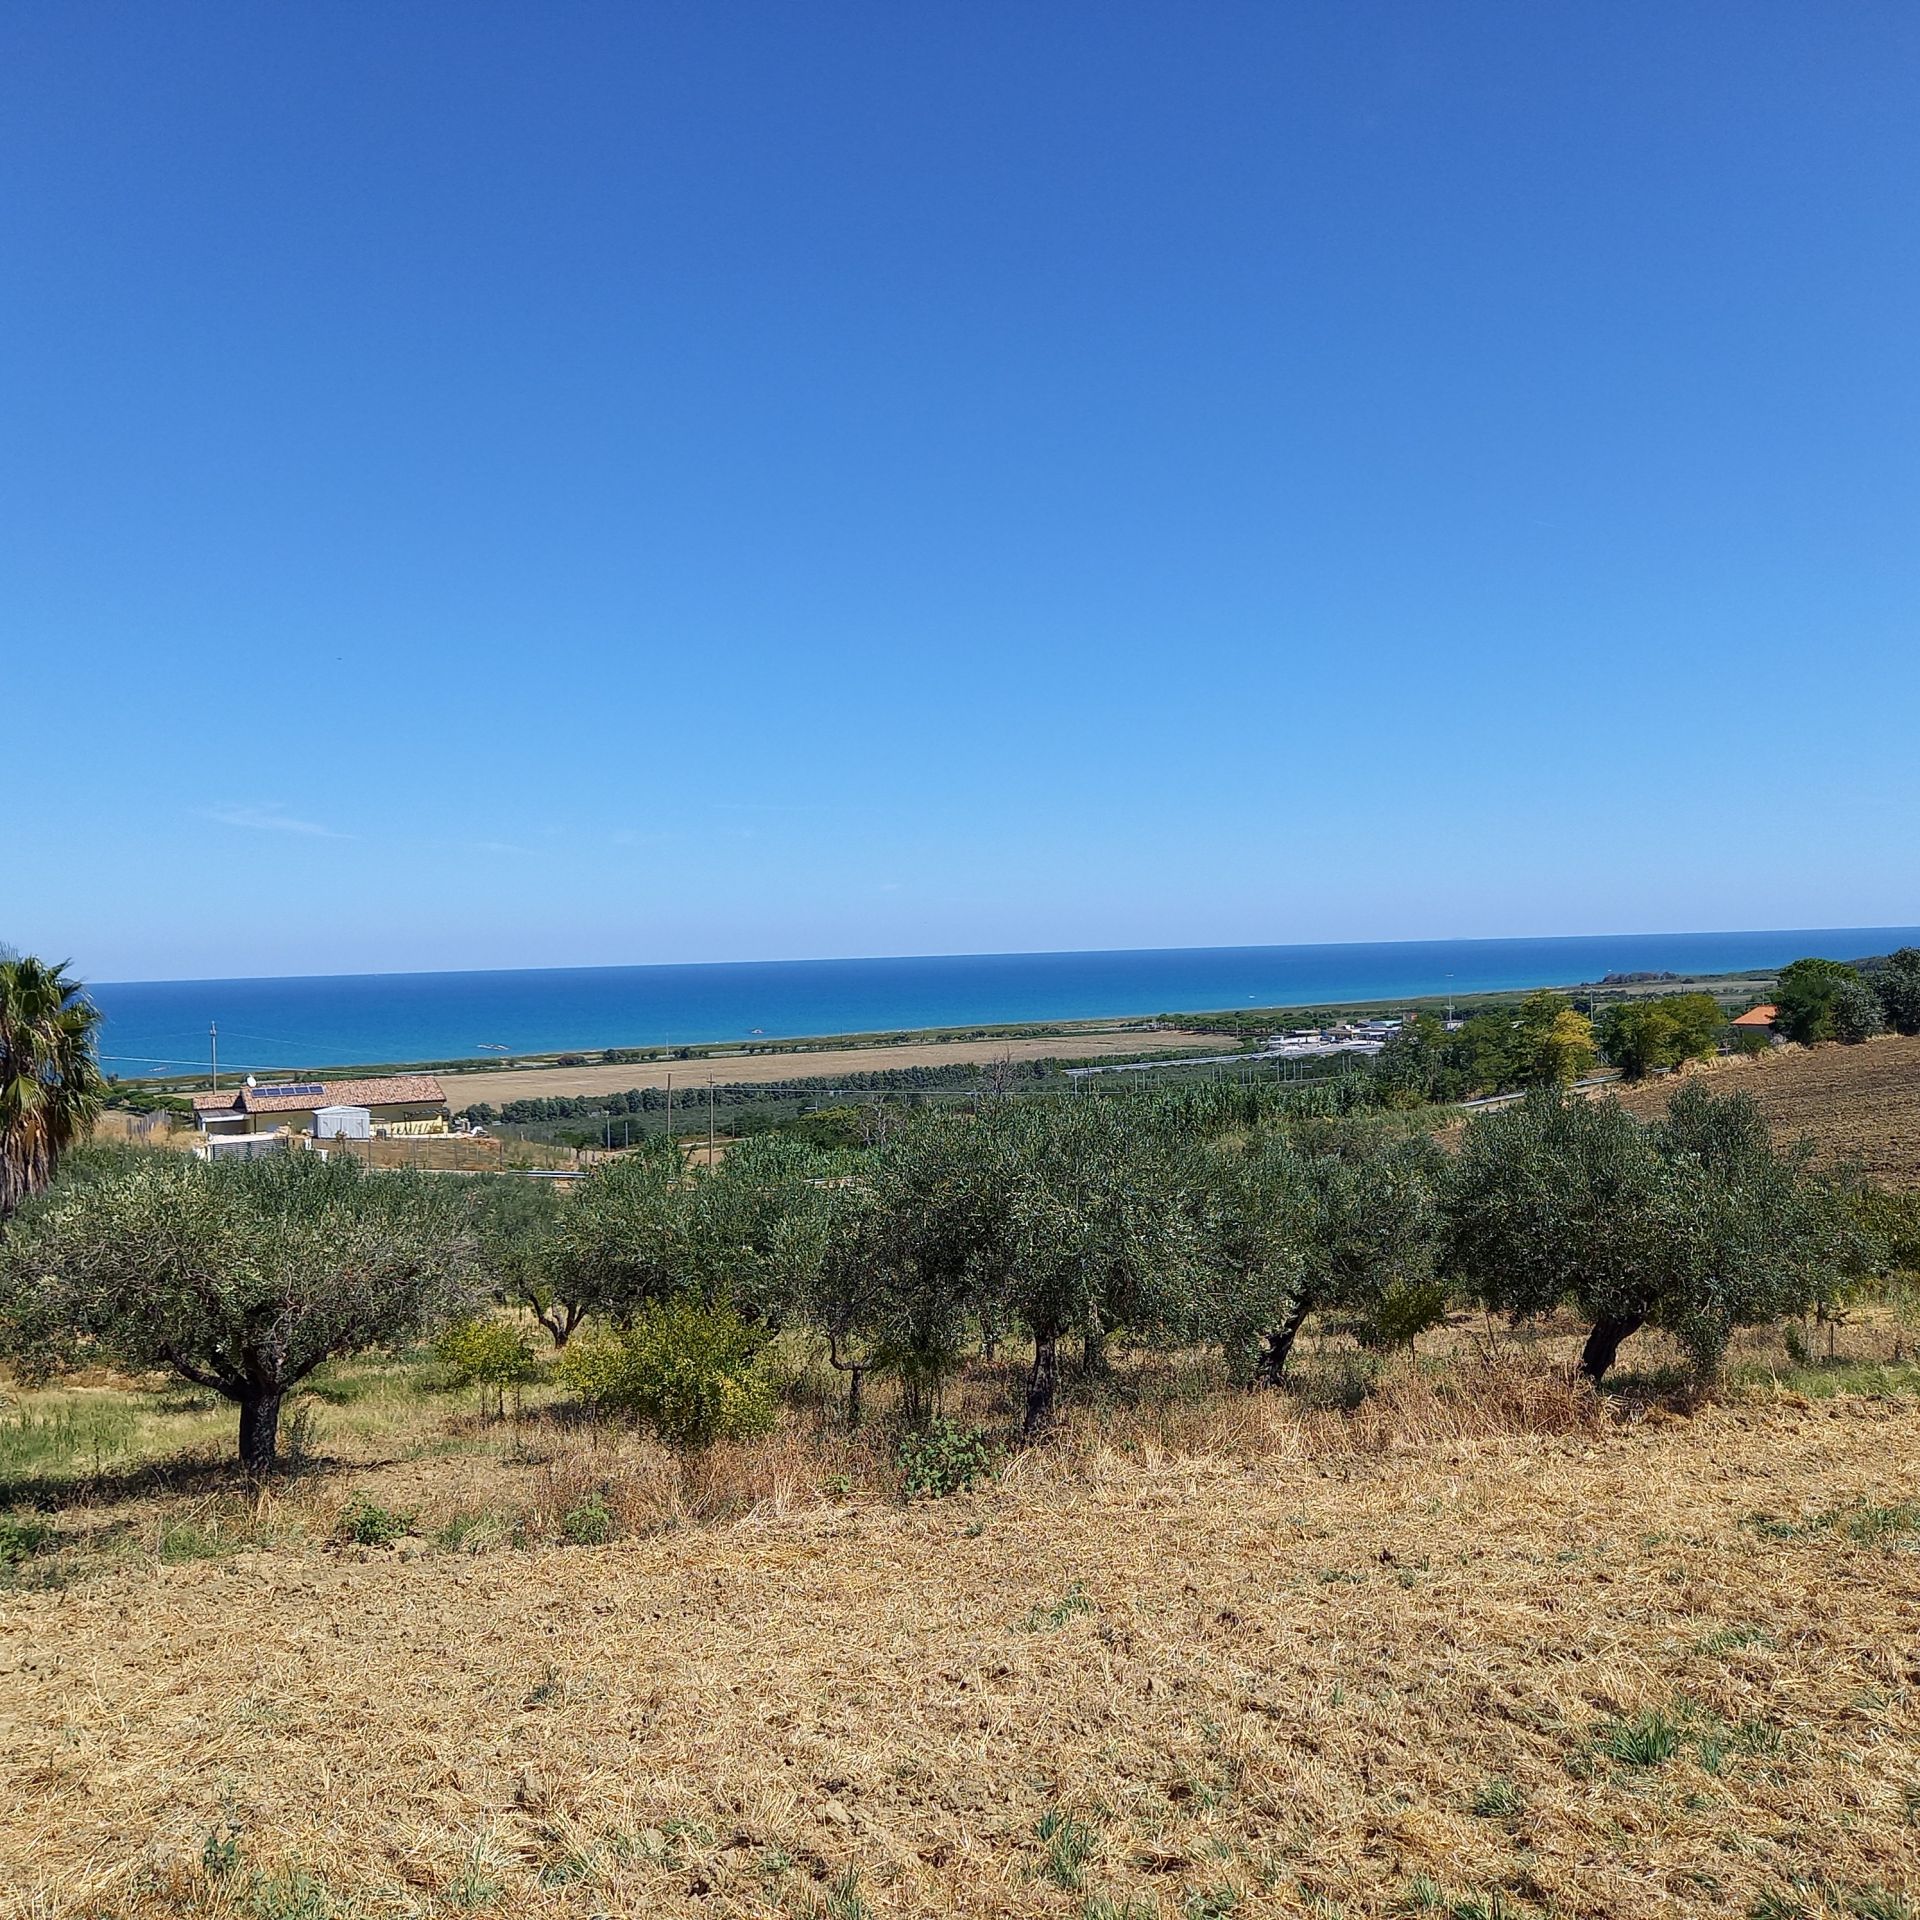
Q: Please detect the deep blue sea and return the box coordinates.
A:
[87,927,1920,1078]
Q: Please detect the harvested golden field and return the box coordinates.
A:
[4,1344,1919,1920]
[1612,1034,1920,1184]
[440,1030,1225,1107]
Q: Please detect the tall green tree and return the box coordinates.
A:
[1874,947,1920,1037]
[468,1173,581,1346]
[1597,993,1725,1080]
[552,1139,695,1324]
[1773,957,1862,1045]
[818,1108,1002,1421]
[1829,976,1885,1044]
[1,1152,476,1473]
[988,1099,1204,1435]
[0,954,106,1221]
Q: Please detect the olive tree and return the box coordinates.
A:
[1192,1130,1315,1383]
[0,1150,476,1474]
[987,1100,1205,1436]
[813,1109,998,1423]
[469,1173,584,1346]
[685,1133,838,1326]
[1874,947,1920,1037]
[552,1140,695,1324]
[1445,1087,1864,1385]
[1255,1124,1447,1385]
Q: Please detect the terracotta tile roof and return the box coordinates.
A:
[1731,1005,1778,1027]
[243,1075,446,1113]
[189,1076,446,1114]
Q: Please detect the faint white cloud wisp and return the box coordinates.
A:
[202,804,349,839]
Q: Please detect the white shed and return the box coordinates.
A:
[311,1105,372,1141]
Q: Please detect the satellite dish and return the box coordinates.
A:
[245,1074,257,1088]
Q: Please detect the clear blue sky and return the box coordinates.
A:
[5,4,1916,983]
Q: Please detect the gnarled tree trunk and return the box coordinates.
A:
[1257,1297,1313,1387]
[1578,1313,1645,1384]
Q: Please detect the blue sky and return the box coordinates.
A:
[4,3,1916,983]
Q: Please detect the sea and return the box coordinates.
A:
[87,927,1920,1079]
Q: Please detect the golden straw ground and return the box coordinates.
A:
[4,1375,1918,1918]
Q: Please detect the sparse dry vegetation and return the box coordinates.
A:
[3,1309,1920,1919]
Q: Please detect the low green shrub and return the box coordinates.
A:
[436,1316,539,1415]
[897,1417,995,1498]
[338,1496,415,1547]
[560,1493,616,1545]
[0,1514,55,1565]
[557,1301,776,1446]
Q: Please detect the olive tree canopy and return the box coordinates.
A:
[1,1149,477,1473]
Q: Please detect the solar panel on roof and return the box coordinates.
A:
[259,1082,326,1098]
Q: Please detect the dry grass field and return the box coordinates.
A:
[440,1031,1227,1107]
[5,1318,1920,1920]
[1611,1035,1920,1185]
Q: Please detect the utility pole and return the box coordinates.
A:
[210,1021,218,1092]
[665,1073,673,1151]
[707,1076,715,1162]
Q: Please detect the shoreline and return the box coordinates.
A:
[117,965,1785,1098]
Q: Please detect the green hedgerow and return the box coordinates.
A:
[557,1300,777,1446]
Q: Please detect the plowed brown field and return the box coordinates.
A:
[1610,1033,1920,1184]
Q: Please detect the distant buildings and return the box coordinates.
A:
[191,1073,450,1140]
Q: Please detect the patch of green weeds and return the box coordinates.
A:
[0,1399,140,1490]
[1749,1876,1915,1919]
[447,1841,502,1908]
[239,1868,342,1919]
[163,1518,240,1564]
[337,1496,415,1547]
[1021,1580,1096,1632]
[1394,1879,1448,1914]
[897,1418,996,1498]
[1083,1897,1158,1920]
[815,1867,872,1920]
[0,1514,55,1567]
[1740,1502,1920,1545]
[1584,1701,1783,1779]
[1594,1707,1685,1769]
[1036,1808,1099,1892]
[1469,1776,1524,1819]
[560,1493,616,1545]
[1449,1895,1535,1920]
[1698,1623,1775,1655]
[1180,1889,1238,1920]
[435,1508,512,1553]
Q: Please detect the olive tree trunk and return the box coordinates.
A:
[1024,1331,1060,1438]
[1257,1297,1313,1387]
[237,1390,285,1478]
[1577,1313,1645,1384]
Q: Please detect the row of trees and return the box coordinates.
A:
[6,1070,1872,1475]
[1776,949,1920,1045]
